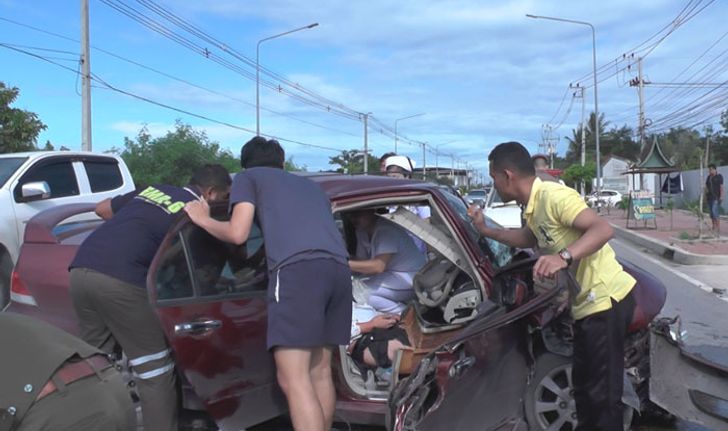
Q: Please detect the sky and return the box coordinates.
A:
[1,0,726,175]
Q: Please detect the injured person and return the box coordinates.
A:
[348,209,426,314]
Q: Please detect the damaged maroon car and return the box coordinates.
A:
[8,174,719,430]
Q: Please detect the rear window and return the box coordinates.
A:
[84,160,123,192]
[0,157,28,187]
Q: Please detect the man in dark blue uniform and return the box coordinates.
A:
[185,137,352,431]
[68,164,231,431]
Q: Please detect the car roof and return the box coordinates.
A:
[0,151,120,160]
[307,174,438,201]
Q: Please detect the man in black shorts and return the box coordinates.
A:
[185,137,352,431]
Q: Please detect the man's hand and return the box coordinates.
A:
[467,204,485,228]
[533,254,568,280]
[369,314,400,329]
[184,199,210,225]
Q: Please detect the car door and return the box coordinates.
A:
[147,206,286,429]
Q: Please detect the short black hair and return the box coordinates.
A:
[488,141,536,177]
[189,164,232,192]
[709,163,717,170]
[380,152,397,164]
[240,136,285,169]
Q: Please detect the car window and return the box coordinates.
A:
[439,188,515,268]
[156,233,194,300]
[0,157,27,187]
[14,160,78,201]
[187,223,268,297]
[84,160,123,192]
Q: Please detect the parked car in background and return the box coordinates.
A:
[587,189,623,208]
[0,151,135,308]
[7,174,683,430]
[484,188,522,229]
[464,188,488,207]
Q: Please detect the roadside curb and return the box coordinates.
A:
[610,223,728,266]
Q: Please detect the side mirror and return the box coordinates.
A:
[21,181,51,202]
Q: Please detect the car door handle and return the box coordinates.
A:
[174,319,222,335]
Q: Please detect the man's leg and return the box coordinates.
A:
[310,346,336,430]
[274,347,326,431]
[69,268,116,354]
[573,292,635,431]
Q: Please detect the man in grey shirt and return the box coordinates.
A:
[349,210,426,313]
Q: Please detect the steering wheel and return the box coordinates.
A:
[413,258,460,307]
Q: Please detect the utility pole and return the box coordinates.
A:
[363,113,369,175]
[450,154,455,186]
[571,83,587,196]
[421,142,427,180]
[81,0,92,151]
[637,57,645,149]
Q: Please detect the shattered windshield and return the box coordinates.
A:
[439,188,515,268]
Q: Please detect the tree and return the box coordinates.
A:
[329,149,379,174]
[564,112,639,164]
[117,121,239,187]
[0,82,47,153]
[561,162,596,193]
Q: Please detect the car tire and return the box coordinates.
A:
[525,353,633,431]
[0,251,12,308]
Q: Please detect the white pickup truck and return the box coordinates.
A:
[0,151,135,307]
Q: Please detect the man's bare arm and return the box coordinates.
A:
[95,198,114,220]
[185,201,256,245]
[468,204,536,248]
[565,207,613,260]
[349,253,393,275]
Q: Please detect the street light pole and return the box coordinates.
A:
[256,22,318,135]
[526,14,601,202]
[394,113,425,153]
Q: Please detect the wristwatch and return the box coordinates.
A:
[558,248,573,266]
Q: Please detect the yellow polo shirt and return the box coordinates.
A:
[523,178,635,320]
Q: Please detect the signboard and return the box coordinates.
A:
[630,197,656,220]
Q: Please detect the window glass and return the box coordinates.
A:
[15,161,78,200]
[0,157,27,187]
[155,233,194,300]
[439,189,515,268]
[187,223,268,297]
[84,160,123,192]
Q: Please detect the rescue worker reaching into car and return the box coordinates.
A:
[468,142,636,431]
[68,164,232,431]
[184,137,352,431]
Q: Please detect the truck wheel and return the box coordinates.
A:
[525,353,633,431]
[0,252,12,308]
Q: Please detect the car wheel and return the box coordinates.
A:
[525,353,633,431]
[0,252,12,308]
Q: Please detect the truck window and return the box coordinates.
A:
[0,157,28,187]
[14,160,78,201]
[84,160,123,192]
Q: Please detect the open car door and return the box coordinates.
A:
[147,206,285,429]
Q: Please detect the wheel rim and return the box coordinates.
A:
[533,363,577,431]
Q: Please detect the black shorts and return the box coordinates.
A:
[267,258,352,350]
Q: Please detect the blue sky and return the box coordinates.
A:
[1,0,726,174]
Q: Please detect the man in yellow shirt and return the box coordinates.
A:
[469,142,636,430]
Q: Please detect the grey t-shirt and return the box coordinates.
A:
[229,167,348,271]
[355,218,426,274]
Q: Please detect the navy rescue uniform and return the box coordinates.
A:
[69,184,200,431]
[0,313,135,431]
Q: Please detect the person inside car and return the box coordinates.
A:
[348,209,426,314]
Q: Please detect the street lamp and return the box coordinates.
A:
[256,22,319,135]
[394,113,425,153]
[526,14,601,202]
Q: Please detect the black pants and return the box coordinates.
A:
[573,291,636,431]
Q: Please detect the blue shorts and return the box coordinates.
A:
[266,258,352,350]
[709,200,721,220]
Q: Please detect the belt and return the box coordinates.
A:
[35,355,112,402]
